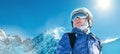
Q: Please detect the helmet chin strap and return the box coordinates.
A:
[78,20,90,34]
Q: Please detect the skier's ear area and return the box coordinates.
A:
[71,21,73,27]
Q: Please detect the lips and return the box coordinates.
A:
[75,22,82,26]
[76,22,81,24]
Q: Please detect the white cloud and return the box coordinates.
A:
[0,29,7,40]
[102,37,119,44]
[45,27,65,40]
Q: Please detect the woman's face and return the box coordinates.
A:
[73,17,86,28]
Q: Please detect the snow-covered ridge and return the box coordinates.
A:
[0,27,65,54]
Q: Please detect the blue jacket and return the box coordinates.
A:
[56,28,102,54]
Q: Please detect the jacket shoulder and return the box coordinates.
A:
[88,33,100,41]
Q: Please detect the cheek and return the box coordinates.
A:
[82,21,86,25]
[81,19,86,24]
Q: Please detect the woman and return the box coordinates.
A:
[56,8,102,54]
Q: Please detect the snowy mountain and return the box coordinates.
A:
[0,29,34,54]
[1,27,120,54]
[32,27,65,54]
[32,33,58,54]
[0,27,65,54]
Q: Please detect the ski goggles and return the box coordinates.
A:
[72,12,88,21]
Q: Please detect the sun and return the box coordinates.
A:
[95,0,112,11]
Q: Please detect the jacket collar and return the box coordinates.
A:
[72,27,86,34]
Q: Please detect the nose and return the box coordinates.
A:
[76,17,80,21]
[75,18,82,23]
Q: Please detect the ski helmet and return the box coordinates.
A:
[70,7,93,28]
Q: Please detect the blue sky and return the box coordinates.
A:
[0,0,120,39]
